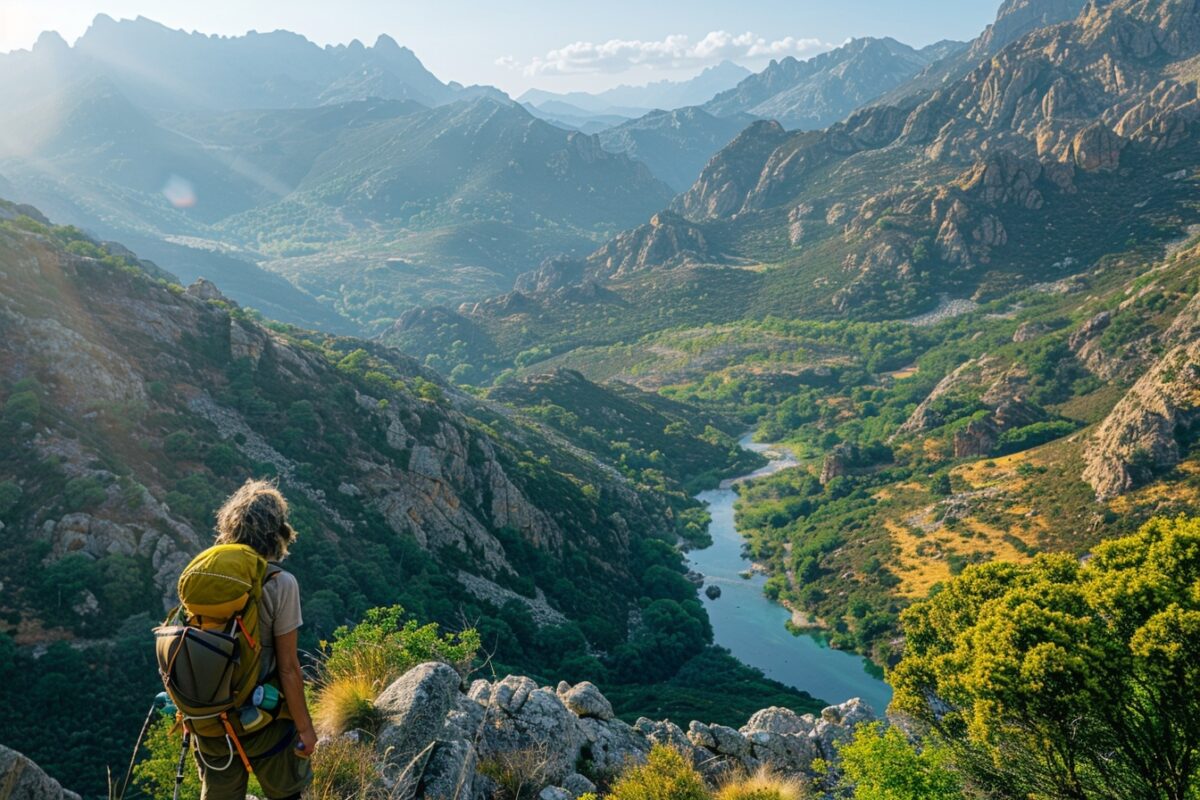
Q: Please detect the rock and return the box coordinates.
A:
[0,745,81,799]
[477,679,583,784]
[558,682,614,721]
[374,662,463,767]
[820,442,854,484]
[184,277,235,305]
[742,706,816,736]
[1070,123,1125,172]
[634,717,694,754]
[420,739,478,800]
[539,787,571,800]
[705,584,722,600]
[562,772,598,798]
[576,717,650,774]
[1012,321,1047,342]
[1083,338,1200,499]
[953,417,997,458]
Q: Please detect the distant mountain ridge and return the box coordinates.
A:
[0,14,486,113]
[702,37,967,130]
[519,60,752,116]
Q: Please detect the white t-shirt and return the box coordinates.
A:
[258,567,303,680]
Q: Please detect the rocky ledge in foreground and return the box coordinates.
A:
[367,662,875,800]
[0,745,81,800]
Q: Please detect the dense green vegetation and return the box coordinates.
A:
[891,516,1200,800]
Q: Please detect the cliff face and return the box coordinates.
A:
[367,663,875,799]
[0,208,678,643]
[1083,289,1200,499]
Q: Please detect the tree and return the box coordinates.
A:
[837,722,962,800]
[890,516,1200,800]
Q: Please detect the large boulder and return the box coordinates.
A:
[557,681,614,721]
[577,717,651,776]
[374,662,463,767]
[0,745,81,800]
[475,676,584,784]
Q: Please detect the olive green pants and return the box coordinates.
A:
[195,719,312,800]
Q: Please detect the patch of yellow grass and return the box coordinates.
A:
[885,520,953,599]
[1110,461,1200,514]
[953,450,1032,490]
[716,766,812,800]
[885,514,1039,600]
[313,674,381,738]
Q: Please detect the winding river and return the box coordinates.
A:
[688,436,893,713]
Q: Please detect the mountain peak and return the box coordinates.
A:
[32,30,69,53]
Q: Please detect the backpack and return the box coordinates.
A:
[154,544,283,769]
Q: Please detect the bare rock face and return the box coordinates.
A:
[1069,123,1125,172]
[0,745,81,800]
[375,662,463,768]
[954,418,998,458]
[1083,339,1200,500]
[588,211,717,279]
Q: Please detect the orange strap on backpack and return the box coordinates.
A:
[220,712,253,774]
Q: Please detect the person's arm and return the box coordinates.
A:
[275,628,317,757]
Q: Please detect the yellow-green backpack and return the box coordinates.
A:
[154,544,280,746]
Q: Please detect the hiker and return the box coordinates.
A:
[156,479,316,800]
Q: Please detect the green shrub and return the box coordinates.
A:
[321,605,480,691]
[64,476,107,510]
[836,722,962,800]
[0,480,21,518]
[607,745,709,800]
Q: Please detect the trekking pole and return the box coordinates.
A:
[173,731,191,800]
[115,699,161,800]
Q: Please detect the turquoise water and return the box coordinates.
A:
[687,437,893,714]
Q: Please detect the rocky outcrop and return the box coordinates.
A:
[674,121,789,221]
[1083,338,1200,500]
[588,211,720,278]
[361,664,877,799]
[0,745,81,799]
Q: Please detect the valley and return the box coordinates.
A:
[3,0,1200,797]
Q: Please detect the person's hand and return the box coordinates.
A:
[295,725,317,759]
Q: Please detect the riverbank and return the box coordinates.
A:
[687,435,893,713]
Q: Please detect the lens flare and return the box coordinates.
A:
[162,175,197,208]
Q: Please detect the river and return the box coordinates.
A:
[687,436,893,714]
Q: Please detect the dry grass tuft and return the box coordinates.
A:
[716,766,812,800]
[308,734,384,800]
[313,674,382,738]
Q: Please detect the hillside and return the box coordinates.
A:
[394,0,1200,370]
[702,37,964,130]
[598,107,758,191]
[0,200,833,793]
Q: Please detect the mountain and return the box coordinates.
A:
[870,0,1090,107]
[702,37,966,130]
[598,107,758,191]
[0,14,458,113]
[522,101,634,134]
[519,60,752,116]
[0,23,676,331]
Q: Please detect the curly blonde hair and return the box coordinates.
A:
[214,479,296,561]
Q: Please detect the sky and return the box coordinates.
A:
[1,0,1003,96]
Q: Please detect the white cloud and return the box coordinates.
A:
[510,31,834,76]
